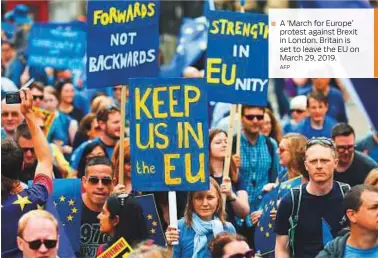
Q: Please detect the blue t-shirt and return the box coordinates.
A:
[70,138,115,170]
[301,87,348,123]
[293,116,337,139]
[173,218,236,258]
[356,134,378,163]
[343,244,378,258]
[47,112,72,145]
[274,182,346,258]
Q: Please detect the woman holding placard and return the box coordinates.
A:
[165,178,236,258]
[209,129,250,227]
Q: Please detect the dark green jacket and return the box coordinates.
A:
[316,233,350,258]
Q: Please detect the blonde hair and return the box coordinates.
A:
[91,95,114,114]
[282,133,308,178]
[18,210,58,237]
[364,168,378,186]
[128,245,169,258]
[111,138,130,182]
[184,178,226,227]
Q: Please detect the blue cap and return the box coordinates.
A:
[13,4,31,25]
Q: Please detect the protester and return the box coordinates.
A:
[332,123,377,187]
[111,139,134,194]
[275,137,350,258]
[364,168,378,187]
[90,95,114,114]
[209,129,250,228]
[261,108,283,144]
[70,105,121,177]
[30,82,45,108]
[77,141,107,179]
[233,105,279,245]
[282,95,308,134]
[209,232,254,258]
[316,185,378,258]
[17,210,59,258]
[2,88,53,257]
[1,100,24,139]
[356,131,378,162]
[293,92,337,139]
[96,193,149,256]
[165,178,236,258]
[44,86,77,159]
[301,78,348,123]
[56,79,84,122]
[72,113,102,150]
[80,156,115,257]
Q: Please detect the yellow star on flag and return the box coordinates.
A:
[147,214,152,220]
[268,223,272,229]
[260,226,264,232]
[150,228,156,234]
[71,207,78,214]
[265,232,270,238]
[59,196,66,202]
[67,215,73,221]
[13,194,32,211]
[68,199,75,206]
[37,204,45,210]
[287,184,291,189]
[152,221,157,227]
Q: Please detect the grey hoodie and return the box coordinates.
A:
[316,233,350,258]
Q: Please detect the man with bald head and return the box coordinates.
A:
[1,100,24,139]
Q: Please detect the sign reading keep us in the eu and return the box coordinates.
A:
[206,11,269,106]
[86,0,160,89]
[129,78,209,191]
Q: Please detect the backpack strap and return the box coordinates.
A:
[335,181,351,198]
[288,185,303,257]
[264,135,275,183]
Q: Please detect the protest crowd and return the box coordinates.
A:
[1,0,378,258]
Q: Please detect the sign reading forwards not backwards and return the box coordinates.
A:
[28,23,86,70]
[130,78,209,191]
[206,11,269,106]
[87,0,160,89]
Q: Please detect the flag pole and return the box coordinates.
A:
[119,86,127,184]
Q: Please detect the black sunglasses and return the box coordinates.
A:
[32,95,44,101]
[336,144,355,153]
[244,114,264,121]
[88,176,112,186]
[291,109,305,114]
[21,238,57,250]
[229,249,255,258]
[21,147,34,153]
[306,137,336,150]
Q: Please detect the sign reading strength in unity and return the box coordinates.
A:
[87,0,159,88]
[206,11,269,106]
[130,78,209,191]
[28,23,86,70]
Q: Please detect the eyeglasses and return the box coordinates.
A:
[32,95,44,101]
[2,111,20,118]
[305,137,336,151]
[21,147,34,153]
[87,176,112,186]
[291,109,305,114]
[229,249,255,258]
[336,144,355,153]
[21,238,57,250]
[244,114,264,121]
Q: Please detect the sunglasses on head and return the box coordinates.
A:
[306,137,336,151]
[291,109,305,114]
[32,95,44,101]
[244,114,264,121]
[22,147,34,153]
[229,249,255,258]
[88,176,112,186]
[21,238,57,250]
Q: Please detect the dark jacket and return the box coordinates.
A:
[316,233,350,258]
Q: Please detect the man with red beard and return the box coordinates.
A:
[70,105,121,178]
[80,156,116,258]
[293,92,337,139]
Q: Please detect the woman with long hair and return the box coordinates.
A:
[56,79,84,123]
[76,141,107,179]
[111,139,133,194]
[165,178,236,258]
[96,193,149,256]
[209,129,249,227]
[261,108,283,144]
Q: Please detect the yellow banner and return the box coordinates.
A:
[97,237,133,258]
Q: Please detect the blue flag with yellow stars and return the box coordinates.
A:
[277,176,302,200]
[135,194,166,247]
[254,187,279,258]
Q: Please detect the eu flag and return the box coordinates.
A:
[277,176,302,200]
[135,194,166,247]
[254,187,279,258]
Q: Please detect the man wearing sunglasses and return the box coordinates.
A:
[275,137,349,258]
[70,105,121,178]
[332,123,377,187]
[30,82,44,108]
[17,210,59,258]
[80,156,115,257]
[293,92,337,139]
[282,95,308,134]
[1,100,24,139]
